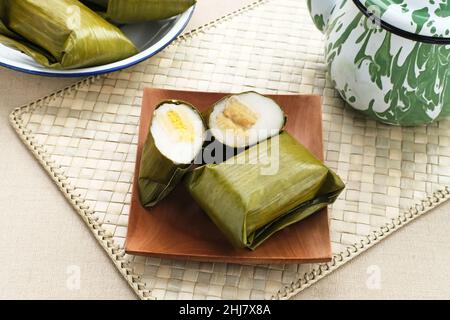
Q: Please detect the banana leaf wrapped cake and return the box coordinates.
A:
[138,100,206,207]
[82,0,196,23]
[185,131,344,250]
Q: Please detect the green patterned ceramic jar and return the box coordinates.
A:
[308,0,450,126]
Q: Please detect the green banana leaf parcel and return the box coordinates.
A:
[83,0,196,23]
[0,0,137,69]
[138,100,205,208]
[185,132,345,250]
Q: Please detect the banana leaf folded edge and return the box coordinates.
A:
[82,0,197,24]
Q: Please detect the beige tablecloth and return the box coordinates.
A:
[0,0,449,299]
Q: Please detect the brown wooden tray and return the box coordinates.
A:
[125,88,331,264]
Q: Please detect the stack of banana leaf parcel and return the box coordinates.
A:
[0,0,195,69]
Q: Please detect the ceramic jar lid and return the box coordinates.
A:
[354,0,450,43]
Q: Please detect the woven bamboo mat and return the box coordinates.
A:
[9,0,450,300]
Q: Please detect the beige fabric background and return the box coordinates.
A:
[0,0,449,299]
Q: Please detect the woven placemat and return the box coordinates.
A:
[9,0,450,300]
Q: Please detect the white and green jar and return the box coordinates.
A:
[308,0,450,126]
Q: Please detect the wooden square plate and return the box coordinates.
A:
[125,88,331,264]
